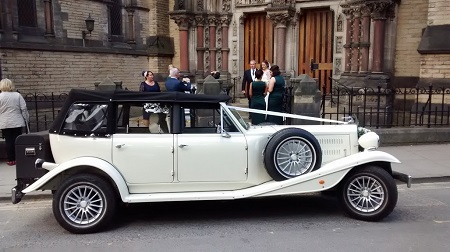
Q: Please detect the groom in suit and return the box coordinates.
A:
[241,60,258,111]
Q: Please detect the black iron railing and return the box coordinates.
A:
[321,82,450,128]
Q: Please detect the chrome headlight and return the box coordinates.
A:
[358,131,380,151]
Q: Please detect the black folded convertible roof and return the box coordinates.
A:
[50,89,231,133]
[65,89,231,104]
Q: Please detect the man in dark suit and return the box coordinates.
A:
[165,67,191,92]
[241,60,257,112]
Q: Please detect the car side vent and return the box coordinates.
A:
[316,136,350,164]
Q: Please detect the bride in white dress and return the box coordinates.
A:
[260,60,271,84]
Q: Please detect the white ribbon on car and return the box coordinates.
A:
[226,105,349,124]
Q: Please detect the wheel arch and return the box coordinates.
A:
[336,161,393,189]
[22,157,129,202]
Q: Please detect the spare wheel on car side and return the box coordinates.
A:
[264,128,322,181]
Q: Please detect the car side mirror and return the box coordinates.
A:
[221,130,231,138]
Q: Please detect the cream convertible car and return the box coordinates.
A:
[12,89,410,233]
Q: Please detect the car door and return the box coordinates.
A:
[112,103,174,184]
[176,108,248,182]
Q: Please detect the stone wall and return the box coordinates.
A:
[427,0,450,25]
[1,49,147,93]
[0,0,176,93]
[420,54,450,79]
[394,0,428,77]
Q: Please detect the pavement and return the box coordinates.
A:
[1,143,449,202]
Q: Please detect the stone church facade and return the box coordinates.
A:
[1,0,449,94]
[171,0,450,92]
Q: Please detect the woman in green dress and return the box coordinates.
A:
[249,69,267,125]
[266,65,285,125]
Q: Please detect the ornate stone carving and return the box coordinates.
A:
[335,58,342,76]
[272,0,295,6]
[236,0,265,7]
[239,14,247,25]
[366,1,393,19]
[208,16,219,26]
[205,51,210,72]
[177,0,185,10]
[336,36,343,54]
[337,14,344,32]
[217,26,222,48]
[171,14,193,30]
[217,51,222,70]
[232,41,237,55]
[221,15,232,27]
[233,60,237,74]
[266,10,295,28]
[204,26,209,47]
[197,0,204,11]
[222,0,231,12]
[195,15,206,26]
[232,20,237,36]
[342,8,353,18]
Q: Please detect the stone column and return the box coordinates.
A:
[220,15,232,72]
[368,2,390,73]
[267,9,295,73]
[43,0,54,37]
[170,13,192,73]
[208,16,218,72]
[126,7,135,44]
[195,15,205,75]
[342,8,353,73]
[372,18,386,73]
[350,8,361,73]
[359,7,371,73]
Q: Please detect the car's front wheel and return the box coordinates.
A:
[339,166,398,221]
[53,174,117,234]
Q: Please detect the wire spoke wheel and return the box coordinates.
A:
[346,176,384,213]
[274,137,315,177]
[63,184,105,225]
[53,174,117,234]
[340,166,398,221]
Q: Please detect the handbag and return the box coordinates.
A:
[17,94,30,134]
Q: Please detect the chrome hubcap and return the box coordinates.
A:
[63,185,104,225]
[347,176,385,213]
[275,137,315,177]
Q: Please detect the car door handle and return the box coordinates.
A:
[115,144,125,149]
[178,144,188,148]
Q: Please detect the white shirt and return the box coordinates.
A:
[250,69,256,81]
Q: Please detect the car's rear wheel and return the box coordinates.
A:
[339,166,398,221]
[53,174,117,234]
[264,128,322,181]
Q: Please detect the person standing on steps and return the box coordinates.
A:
[242,60,258,118]
[266,65,285,125]
[249,69,267,125]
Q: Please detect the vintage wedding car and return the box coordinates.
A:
[12,89,410,233]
